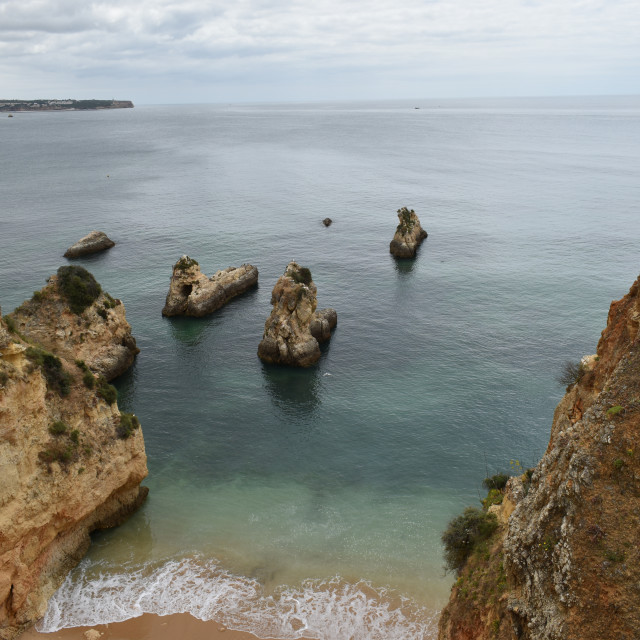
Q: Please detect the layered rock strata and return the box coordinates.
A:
[438,274,640,640]
[63,231,115,258]
[162,256,258,317]
[258,262,336,367]
[0,315,147,639]
[389,207,428,258]
[10,269,138,381]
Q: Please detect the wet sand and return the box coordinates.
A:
[21,613,311,640]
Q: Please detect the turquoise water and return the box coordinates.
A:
[2,97,640,638]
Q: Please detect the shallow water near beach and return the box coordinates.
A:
[2,96,640,638]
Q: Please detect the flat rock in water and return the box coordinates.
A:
[64,231,115,258]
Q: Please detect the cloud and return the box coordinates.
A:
[0,0,638,101]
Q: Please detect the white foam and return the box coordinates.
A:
[37,557,439,639]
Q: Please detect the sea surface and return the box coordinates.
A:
[1,96,640,639]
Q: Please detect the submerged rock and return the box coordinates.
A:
[323,218,332,227]
[258,262,336,367]
[161,256,258,317]
[389,207,428,258]
[9,266,139,381]
[63,231,115,258]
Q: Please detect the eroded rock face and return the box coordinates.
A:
[389,207,428,258]
[161,256,258,317]
[9,270,138,381]
[258,262,336,367]
[63,231,115,258]
[438,274,640,640]
[0,316,147,640]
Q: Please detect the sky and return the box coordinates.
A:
[0,0,638,104]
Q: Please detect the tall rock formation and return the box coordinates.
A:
[438,274,640,640]
[161,256,258,317]
[258,262,336,367]
[0,282,148,638]
[389,207,428,258]
[9,267,138,381]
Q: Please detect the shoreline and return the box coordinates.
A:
[21,613,305,640]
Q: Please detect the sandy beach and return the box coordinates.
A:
[21,613,307,640]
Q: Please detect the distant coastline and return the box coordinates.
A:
[0,99,133,112]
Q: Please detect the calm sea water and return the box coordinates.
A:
[2,97,640,638]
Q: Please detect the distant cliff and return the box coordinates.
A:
[0,100,133,112]
[438,274,640,640]
[0,269,147,639]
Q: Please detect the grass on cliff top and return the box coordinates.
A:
[289,266,313,286]
[57,265,102,314]
[175,256,199,271]
[396,206,416,233]
[117,412,140,439]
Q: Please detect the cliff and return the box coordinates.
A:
[0,288,147,638]
[161,256,258,317]
[9,267,139,381]
[389,207,428,258]
[438,274,640,640]
[257,262,336,367]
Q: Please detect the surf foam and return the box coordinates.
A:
[37,556,439,639]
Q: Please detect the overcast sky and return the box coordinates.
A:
[1,0,638,103]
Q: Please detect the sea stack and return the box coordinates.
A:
[161,256,258,317]
[389,207,428,258]
[0,307,147,639]
[9,266,139,381]
[258,262,336,367]
[64,231,115,258]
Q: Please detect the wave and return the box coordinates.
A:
[37,556,439,639]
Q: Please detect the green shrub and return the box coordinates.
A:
[57,265,102,314]
[175,256,199,271]
[4,316,17,333]
[32,290,44,302]
[97,307,108,320]
[613,458,624,470]
[75,359,89,372]
[70,429,80,444]
[557,360,585,388]
[82,370,96,389]
[482,489,503,510]
[117,413,140,439]
[103,293,117,309]
[0,370,8,386]
[290,266,313,286]
[607,405,624,418]
[48,420,68,435]
[25,346,72,396]
[39,443,76,467]
[483,473,509,491]
[396,207,416,233]
[96,376,117,404]
[442,507,499,574]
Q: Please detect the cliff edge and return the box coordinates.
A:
[0,272,148,639]
[438,274,640,640]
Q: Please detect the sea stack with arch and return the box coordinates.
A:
[258,262,337,367]
[162,256,258,317]
[389,207,428,258]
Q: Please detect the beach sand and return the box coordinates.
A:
[20,613,308,640]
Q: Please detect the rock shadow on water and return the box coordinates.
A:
[261,363,322,417]
[392,257,417,274]
[167,315,211,346]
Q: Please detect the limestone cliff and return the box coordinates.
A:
[9,267,138,381]
[0,309,147,639]
[438,274,640,640]
[389,207,428,258]
[161,256,258,317]
[257,262,336,367]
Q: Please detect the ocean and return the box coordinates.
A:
[1,96,640,638]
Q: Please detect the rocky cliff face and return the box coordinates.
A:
[438,274,640,640]
[9,269,138,381]
[0,274,148,639]
[161,256,258,317]
[389,207,428,258]
[257,262,336,367]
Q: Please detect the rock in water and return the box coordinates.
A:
[161,256,258,317]
[63,231,115,258]
[323,218,332,227]
[258,262,336,367]
[389,207,428,258]
[9,266,139,381]
[0,315,147,639]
